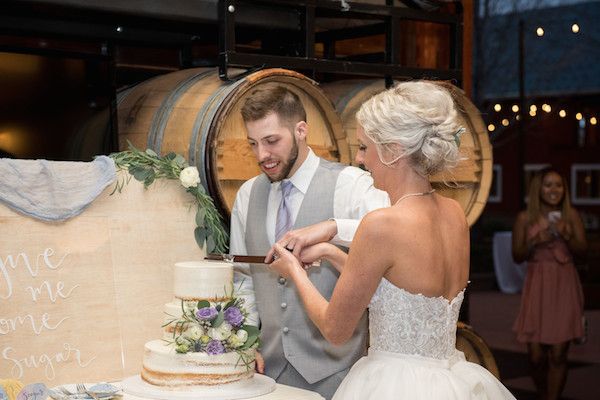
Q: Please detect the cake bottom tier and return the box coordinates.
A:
[142,340,255,386]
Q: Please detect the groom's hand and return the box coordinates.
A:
[255,351,265,374]
[275,220,338,259]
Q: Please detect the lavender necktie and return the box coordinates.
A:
[275,180,294,241]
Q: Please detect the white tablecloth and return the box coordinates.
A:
[492,231,528,294]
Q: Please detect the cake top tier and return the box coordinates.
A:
[174,260,233,301]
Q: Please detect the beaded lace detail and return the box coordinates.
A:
[369,278,464,360]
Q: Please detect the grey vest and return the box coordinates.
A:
[245,158,368,384]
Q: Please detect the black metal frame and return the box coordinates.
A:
[218,0,462,84]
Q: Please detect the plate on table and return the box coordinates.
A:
[49,383,121,399]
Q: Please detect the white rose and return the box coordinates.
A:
[236,329,248,344]
[179,166,200,188]
[227,334,243,348]
[184,325,204,341]
[208,322,232,341]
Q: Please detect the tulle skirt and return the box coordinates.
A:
[332,350,515,400]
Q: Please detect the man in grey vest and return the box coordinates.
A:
[229,84,389,399]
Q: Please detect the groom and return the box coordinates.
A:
[229,84,388,399]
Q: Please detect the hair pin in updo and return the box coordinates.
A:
[453,127,466,147]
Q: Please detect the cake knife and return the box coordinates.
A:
[205,253,271,264]
[205,253,321,267]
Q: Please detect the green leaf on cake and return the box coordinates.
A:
[224,298,236,310]
[240,334,258,349]
[197,300,210,310]
[212,310,224,327]
[241,325,260,337]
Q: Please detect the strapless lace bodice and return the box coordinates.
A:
[368,278,464,360]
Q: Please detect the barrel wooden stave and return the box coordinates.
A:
[322,79,492,226]
[118,68,348,216]
[456,324,501,379]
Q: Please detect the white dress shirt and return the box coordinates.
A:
[230,149,390,324]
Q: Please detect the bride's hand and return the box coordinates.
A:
[298,242,333,266]
[269,243,306,279]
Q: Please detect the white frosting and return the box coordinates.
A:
[142,340,255,386]
[173,261,233,300]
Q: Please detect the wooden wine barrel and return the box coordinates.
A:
[456,322,501,379]
[322,79,492,226]
[117,68,348,216]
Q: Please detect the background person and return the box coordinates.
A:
[512,167,587,400]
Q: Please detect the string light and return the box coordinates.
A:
[576,112,583,121]
[488,124,496,132]
[591,117,597,125]
[542,104,551,113]
[530,104,537,112]
[572,23,580,33]
[512,105,519,112]
[502,119,509,126]
[530,110,537,117]
[494,104,502,112]
[536,27,545,36]
[559,110,567,118]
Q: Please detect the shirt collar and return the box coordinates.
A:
[272,148,318,195]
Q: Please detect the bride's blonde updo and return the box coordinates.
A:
[356,80,462,176]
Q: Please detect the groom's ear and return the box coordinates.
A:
[294,121,308,141]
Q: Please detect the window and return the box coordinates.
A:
[571,164,600,205]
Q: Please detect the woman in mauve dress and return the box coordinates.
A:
[512,167,587,400]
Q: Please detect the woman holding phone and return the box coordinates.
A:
[512,167,587,400]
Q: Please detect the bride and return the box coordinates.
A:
[268,81,516,399]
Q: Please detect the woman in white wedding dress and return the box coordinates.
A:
[268,81,516,399]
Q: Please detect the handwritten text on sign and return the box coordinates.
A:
[0,213,124,385]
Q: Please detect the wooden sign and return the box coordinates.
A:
[0,172,203,385]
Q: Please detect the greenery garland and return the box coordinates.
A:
[109,144,228,253]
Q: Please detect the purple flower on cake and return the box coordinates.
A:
[224,307,244,326]
[196,307,218,321]
[205,339,225,355]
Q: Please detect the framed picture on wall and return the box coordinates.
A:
[571,164,600,205]
[488,164,502,203]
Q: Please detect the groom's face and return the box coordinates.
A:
[246,112,300,182]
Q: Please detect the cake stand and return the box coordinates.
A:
[122,374,277,400]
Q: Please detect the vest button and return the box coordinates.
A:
[279,277,286,285]
[281,302,287,309]
[283,327,289,334]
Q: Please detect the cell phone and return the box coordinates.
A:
[548,211,562,223]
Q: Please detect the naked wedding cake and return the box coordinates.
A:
[141,260,258,387]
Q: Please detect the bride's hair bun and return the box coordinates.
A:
[356,80,462,176]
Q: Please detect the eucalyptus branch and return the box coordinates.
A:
[109,143,229,253]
